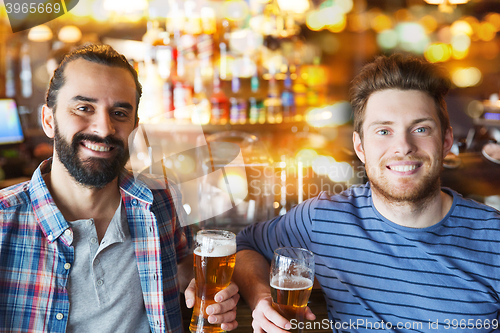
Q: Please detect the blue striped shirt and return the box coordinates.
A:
[0,159,193,333]
[237,183,500,332]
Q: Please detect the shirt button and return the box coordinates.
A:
[90,237,98,244]
[47,234,54,242]
[97,279,104,286]
[64,263,71,270]
[56,313,64,320]
[87,220,93,226]
[132,199,138,206]
[94,258,100,265]
[64,229,72,236]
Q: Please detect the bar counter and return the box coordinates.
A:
[181,288,330,333]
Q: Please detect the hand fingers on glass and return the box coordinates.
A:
[185,278,196,308]
[214,281,239,303]
[252,297,291,332]
[220,321,239,331]
[305,307,316,321]
[206,293,240,316]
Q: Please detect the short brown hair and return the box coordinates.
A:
[349,54,451,140]
[46,44,142,123]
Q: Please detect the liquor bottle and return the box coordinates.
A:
[249,71,265,124]
[173,52,193,121]
[218,19,231,81]
[198,1,216,81]
[281,67,295,122]
[229,72,247,124]
[138,60,164,121]
[20,43,32,98]
[156,46,174,118]
[5,46,16,98]
[191,67,211,125]
[210,68,229,125]
[265,65,283,124]
[306,56,327,107]
[142,20,163,63]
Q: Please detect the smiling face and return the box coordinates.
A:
[353,89,453,204]
[42,58,138,188]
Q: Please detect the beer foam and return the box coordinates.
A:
[195,244,236,257]
[270,276,313,291]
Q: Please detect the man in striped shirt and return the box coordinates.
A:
[0,44,239,332]
[234,54,500,332]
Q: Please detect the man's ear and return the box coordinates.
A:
[41,105,55,138]
[353,131,365,163]
[443,127,454,158]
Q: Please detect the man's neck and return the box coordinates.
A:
[371,186,453,229]
[43,158,122,225]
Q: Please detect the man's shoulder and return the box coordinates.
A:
[316,183,372,208]
[0,180,31,210]
[448,189,500,220]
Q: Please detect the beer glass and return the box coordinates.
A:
[270,247,315,331]
[189,230,236,333]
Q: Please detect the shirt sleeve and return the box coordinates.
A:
[167,181,194,263]
[236,196,317,262]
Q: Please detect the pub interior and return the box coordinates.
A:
[1,0,500,330]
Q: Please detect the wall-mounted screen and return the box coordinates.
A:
[0,99,24,145]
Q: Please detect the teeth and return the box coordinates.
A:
[84,143,110,152]
[390,165,417,172]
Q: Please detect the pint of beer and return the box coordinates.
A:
[270,247,314,332]
[189,230,236,333]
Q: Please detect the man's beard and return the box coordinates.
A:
[366,155,442,205]
[54,125,129,189]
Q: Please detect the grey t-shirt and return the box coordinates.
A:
[66,201,151,332]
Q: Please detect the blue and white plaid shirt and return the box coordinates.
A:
[0,159,193,333]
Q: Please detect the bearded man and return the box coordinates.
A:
[233,54,500,333]
[0,44,239,333]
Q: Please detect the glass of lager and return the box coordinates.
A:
[189,230,236,333]
[270,247,314,332]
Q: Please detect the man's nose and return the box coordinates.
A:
[91,111,115,137]
[393,132,416,156]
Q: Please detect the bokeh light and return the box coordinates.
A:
[451,20,473,36]
[424,43,452,63]
[451,67,482,88]
[296,149,318,168]
[466,100,484,119]
[478,22,496,41]
[451,33,470,52]
[419,15,438,33]
[328,162,353,182]
[377,29,398,49]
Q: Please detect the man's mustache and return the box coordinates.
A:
[72,133,125,149]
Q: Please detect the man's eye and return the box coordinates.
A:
[113,111,127,117]
[77,106,90,112]
[414,127,427,133]
[377,129,390,135]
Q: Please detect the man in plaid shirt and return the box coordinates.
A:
[0,44,239,333]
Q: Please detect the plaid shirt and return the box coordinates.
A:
[0,159,193,333]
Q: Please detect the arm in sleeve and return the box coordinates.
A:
[236,195,317,262]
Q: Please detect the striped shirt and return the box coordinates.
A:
[0,159,193,333]
[237,183,500,332]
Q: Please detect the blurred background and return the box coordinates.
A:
[1,0,500,229]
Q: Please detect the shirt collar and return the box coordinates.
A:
[29,159,156,243]
[29,159,70,244]
[119,169,155,205]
